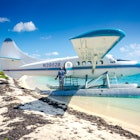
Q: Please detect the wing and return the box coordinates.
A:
[70,29,125,62]
[70,29,125,73]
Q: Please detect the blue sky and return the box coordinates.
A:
[0,0,140,60]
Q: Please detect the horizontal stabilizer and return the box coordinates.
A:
[0,56,21,60]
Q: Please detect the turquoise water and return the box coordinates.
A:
[33,73,140,93]
[30,74,140,127]
[34,74,140,86]
[117,74,140,85]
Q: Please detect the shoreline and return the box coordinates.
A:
[19,76,140,134]
[46,96,140,136]
[19,75,50,90]
[0,77,140,139]
[69,103,140,135]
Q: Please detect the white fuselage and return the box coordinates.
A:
[2,30,139,79]
[3,55,140,79]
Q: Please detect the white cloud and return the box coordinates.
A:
[120,43,140,60]
[40,35,52,40]
[120,47,128,52]
[130,43,140,49]
[25,52,41,59]
[31,53,41,58]
[13,21,37,32]
[45,51,59,56]
[0,17,10,23]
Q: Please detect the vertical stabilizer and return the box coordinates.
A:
[0,38,39,77]
[0,38,38,64]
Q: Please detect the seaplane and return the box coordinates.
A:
[0,29,140,96]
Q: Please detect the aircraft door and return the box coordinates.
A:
[64,61,73,76]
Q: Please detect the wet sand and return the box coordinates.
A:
[0,77,140,140]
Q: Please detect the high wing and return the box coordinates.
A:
[70,29,125,71]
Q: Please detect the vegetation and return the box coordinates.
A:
[0,71,8,79]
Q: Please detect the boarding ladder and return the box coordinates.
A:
[85,71,118,89]
[108,72,118,86]
[65,76,78,87]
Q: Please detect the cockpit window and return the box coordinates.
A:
[98,60,103,64]
[109,56,116,63]
[110,60,116,63]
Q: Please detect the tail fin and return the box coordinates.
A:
[0,38,40,78]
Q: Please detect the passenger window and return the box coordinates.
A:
[87,61,92,65]
[82,61,86,65]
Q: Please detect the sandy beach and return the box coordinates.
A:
[0,77,140,140]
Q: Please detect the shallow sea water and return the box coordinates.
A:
[27,74,140,129]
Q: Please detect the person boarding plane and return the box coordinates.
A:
[0,29,140,81]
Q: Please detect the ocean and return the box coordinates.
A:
[32,74,140,88]
[27,74,140,128]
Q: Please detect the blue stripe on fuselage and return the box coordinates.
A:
[3,64,140,72]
